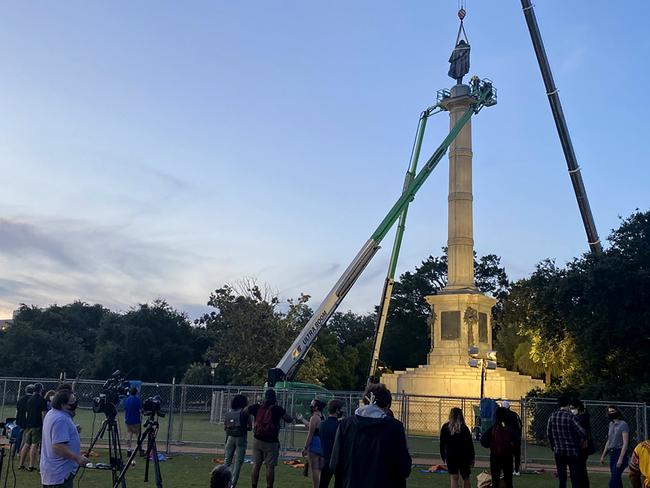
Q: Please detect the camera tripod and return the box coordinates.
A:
[113,412,163,488]
[86,407,126,488]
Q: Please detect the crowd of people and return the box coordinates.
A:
[9,381,650,488]
[214,383,411,488]
[13,382,87,487]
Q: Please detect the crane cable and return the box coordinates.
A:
[455,2,469,45]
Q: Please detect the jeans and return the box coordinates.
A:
[578,451,590,488]
[608,448,629,488]
[224,435,247,486]
[554,453,581,488]
[490,453,513,488]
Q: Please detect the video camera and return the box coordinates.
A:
[143,395,165,418]
[92,370,130,416]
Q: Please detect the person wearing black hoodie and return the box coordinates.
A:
[329,383,411,488]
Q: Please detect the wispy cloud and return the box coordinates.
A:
[0,214,208,317]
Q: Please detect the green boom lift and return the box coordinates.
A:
[267,79,497,386]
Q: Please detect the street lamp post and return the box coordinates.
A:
[468,347,497,399]
[210,362,218,386]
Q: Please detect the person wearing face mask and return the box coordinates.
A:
[40,390,89,487]
[318,399,343,488]
[570,399,594,488]
[330,383,411,488]
[600,405,630,488]
[299,399,326,488]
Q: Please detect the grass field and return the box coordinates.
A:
[3,452,625,488]
[69,409,565,465]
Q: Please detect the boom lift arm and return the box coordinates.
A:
[366,105,437,386]
[520,0,602,254]
[267,81,497,386]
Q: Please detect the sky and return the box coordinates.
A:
[1,0,648,319]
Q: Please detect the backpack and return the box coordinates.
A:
[224,409,245,436]
[490,424,512,456]
[254,404,279,441]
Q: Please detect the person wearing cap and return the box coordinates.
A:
[247,389,294,488]
[501,400,522,476]
[13,384,34,456]
[19,382,48,471]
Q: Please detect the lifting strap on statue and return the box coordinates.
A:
[455,7,469,45]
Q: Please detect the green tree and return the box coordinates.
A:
[0,322,87,377]
[500,210,650,400]
[199,284,291,386]
[93,300,194,382]
[182,362,213,385]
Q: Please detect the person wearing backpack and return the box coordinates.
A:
[247,389,294,488]
[223,394,252,487]
[481,407,515,488]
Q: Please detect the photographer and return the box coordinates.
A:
[40,390,88,488]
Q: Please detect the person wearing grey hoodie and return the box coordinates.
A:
[329,383,411,488]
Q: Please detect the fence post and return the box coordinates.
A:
[178,385,187,443]
[644,403,648,441]
[166,378,176,455]
[522,397,528,470]
[0,379,6,420]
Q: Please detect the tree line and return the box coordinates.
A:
[0,210,647,400]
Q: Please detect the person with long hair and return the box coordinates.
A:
[223,394,251,487]
[300,399,326,488]
[481,407,515,488]
[600,405,630,488]
[440,407,475,488]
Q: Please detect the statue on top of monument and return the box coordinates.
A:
[448,7,471,85]
[448,40,470,85]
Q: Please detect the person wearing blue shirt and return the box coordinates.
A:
[124,387,142,456]
[40,390,88,487]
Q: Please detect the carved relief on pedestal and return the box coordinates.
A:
[427,307,437,353]
[464,306,478,347]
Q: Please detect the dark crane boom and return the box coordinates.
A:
[521,0,602,254]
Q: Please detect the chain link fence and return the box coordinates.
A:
[1,377,646,467]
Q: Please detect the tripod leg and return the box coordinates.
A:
[144,431,153,483]
[85,420,108,457]
[103,420,126,488]
[113,426,149,488]
[150,437,163,488]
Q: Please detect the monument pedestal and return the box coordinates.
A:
[381,290,544,400]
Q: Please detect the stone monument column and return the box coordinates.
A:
[445,84,476,292]
[426,83,496,366]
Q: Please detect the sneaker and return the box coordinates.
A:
[28,467,35,472]
[18,466,26,471]
[513,471,521,476]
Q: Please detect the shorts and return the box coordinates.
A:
[447,461,471,479]
[23,427,42,446]
[308,436,322,455]
[126,423,141,435]
[252,438,280,467]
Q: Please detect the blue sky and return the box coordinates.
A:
[1,1,648,319]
